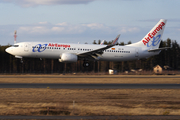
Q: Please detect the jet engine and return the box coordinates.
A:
[59,53,78,63]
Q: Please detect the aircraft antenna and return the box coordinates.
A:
[14,30,17,44]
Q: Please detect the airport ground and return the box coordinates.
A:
[0,75,180,116]
[0,74,180,84]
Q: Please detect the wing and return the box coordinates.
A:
[78,34,120,60]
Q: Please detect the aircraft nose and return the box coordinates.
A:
[5,47,12,54]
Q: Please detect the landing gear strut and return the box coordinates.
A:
[20,58,23,63]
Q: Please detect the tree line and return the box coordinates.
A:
[0,38,179,74]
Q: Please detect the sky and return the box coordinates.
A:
[0,0,180,45]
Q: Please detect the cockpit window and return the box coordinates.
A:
[13,45,19,47]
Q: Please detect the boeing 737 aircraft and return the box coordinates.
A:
[6,19,168,67]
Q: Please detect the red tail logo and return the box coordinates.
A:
[142,22,165,45]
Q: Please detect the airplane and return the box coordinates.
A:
[6,19,168,67]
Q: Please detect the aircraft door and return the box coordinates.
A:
[24,43,29,52]
[135,48,139,57]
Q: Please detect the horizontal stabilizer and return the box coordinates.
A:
[148,47,171,52]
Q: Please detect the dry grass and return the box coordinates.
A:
[0,89,180,115]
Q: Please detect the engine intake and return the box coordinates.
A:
[59,53,77,63]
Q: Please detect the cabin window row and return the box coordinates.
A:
[32,46,78,50]
[104,50,130,53]
[68,48,76,50]
[32,46,61,49]
[78,48,93,51]
[32,46,130,53]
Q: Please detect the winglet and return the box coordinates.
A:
[112,34,120,45]
[100,40,105,45]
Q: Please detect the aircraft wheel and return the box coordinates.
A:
[83,62,89,67]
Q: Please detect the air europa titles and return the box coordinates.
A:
[32,43,71,52]
[142,22,165,45]
[48,43,70,48]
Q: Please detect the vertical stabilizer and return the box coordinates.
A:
[128,19,167,49]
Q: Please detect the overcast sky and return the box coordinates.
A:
[0,0,180,45]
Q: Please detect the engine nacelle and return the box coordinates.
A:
[59,53,77,63]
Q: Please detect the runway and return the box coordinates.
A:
[0,75,180,78]
[0,83,180,89]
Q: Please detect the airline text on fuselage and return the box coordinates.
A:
[48,43,70,48]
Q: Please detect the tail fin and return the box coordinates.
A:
[128,19,167,49]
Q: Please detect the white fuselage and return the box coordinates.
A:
[5,42,160,61]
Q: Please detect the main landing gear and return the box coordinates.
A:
[83,61,90,67]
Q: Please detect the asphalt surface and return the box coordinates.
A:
[0,75,180,78]
[0,83,180,89]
